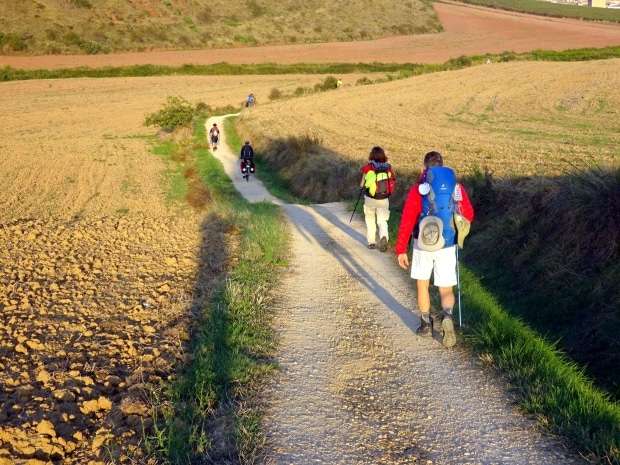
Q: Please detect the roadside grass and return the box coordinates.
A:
[150,139,189,205]
[145,116,288,463]
[223,116,308,204]
[459,266,620,464]
[229,122,620,463]
[3,45,620,82]
[454,0,620,22]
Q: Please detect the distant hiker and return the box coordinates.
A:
[240,141,256,180]
[336,78,343,88]
[395,151,474,348]
[246,93,256,108]
[360,146,396,252]
[209,123,220,150]
[240,140,254,162]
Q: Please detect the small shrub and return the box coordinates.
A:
[246,0,266,17]
[293,86,309,96]
[80,40,105,54]
[197,9,213,24]
[315,76,339,92]
[356,77,373,86]
[145,96,200,132]
[499,51,517,62]
[233,34,257,45]
[70,0,92,7]
[269,88,282,100]
[0,32,28,52]
[449,55,473,68]
[64,32,82,46]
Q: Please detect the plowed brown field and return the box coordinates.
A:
[2,2,620,70]
[237,59,620,177]
[0,73,346,464]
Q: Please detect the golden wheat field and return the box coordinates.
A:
[237,60,620,178]
[0,73,365,221]
[0,73,358,464]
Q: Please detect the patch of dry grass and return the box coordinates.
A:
[238,59,620,178]
[0,0,440,55]
[0,73,364,221]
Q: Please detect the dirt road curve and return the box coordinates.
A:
[3,2,620,70]
[208,115,585,464]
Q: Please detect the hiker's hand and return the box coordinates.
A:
[397,253,409,270]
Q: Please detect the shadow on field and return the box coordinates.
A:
[162,210,242,465]
[252,133,620,400]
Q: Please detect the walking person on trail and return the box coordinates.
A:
[360,146,396,252]
[246,93,256,108]
[239,140,256,180]
[209,123,220,150]
[395,151,474,348]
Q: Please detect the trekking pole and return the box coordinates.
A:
[456,245,463,327]
[349,188,364,223]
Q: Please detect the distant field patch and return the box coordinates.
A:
[455,0,620,22]
[237,59,620,178]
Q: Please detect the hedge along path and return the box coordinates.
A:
[207,114,586,464]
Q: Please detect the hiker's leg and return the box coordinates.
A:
[434,247,458,347]
[438,286,455,312]
[416,279,431,313]
[376,199,390,241]
[363,201,377,245]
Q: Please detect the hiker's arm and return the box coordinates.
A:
[458,185,475,223]
[395,186,421,255]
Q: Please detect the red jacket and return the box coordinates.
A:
[395,183,475,254]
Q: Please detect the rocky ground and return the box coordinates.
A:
[0,214,211,464]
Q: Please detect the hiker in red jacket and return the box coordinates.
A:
[395,151,474,347]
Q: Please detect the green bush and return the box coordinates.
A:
[145,96,202,132]
[0,32,28,52]
[356,76,373,86]
[80,40,106,54]
[321,76,339,90]
[268,87,282,100]
[293,86,310,96]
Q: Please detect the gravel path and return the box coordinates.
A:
[208,116,585,465]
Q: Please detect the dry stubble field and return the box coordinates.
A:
[238,59,620,178]
[0,73,360,464]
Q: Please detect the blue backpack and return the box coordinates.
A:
[420,166,457,247]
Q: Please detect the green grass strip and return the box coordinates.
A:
[459,267,620,463]
[3,44,620,82]
[146,116,288,463]
[454,0,620,23]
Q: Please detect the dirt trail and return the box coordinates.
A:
[3,2,620,70]
[208,115,586,464]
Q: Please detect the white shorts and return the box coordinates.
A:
[411,241,457,287]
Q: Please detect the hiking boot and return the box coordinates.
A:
[441,313,457,348]
[378,237,388,252]
[416,316,432,337]
[368,243,376,250]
